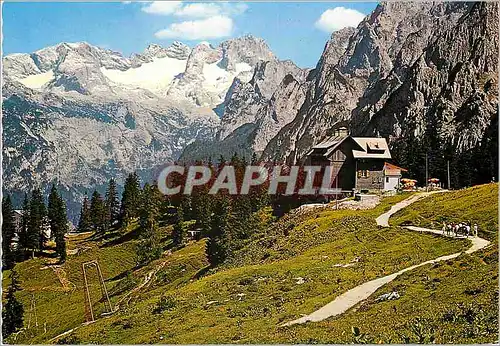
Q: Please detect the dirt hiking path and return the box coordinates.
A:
[282,192,490,326]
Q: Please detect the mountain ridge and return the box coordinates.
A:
[3,3,498,219]
[260,2,497,187]
[2,35,281,219]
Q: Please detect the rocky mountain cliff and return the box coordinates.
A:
[2,36,277,219]
[179,57,310,162]
[261,2,498,187]
[3,3,498,219]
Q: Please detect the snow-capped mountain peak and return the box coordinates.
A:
[2,35,284,219]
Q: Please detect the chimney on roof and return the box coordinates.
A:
[335,126,349,138]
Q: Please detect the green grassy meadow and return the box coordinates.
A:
[2,186,497,344]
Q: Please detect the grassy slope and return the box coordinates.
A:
[392,183,498,241]
[1,222,178,344]
[2,231,138,344]
[290,184,499,344]
[4,187,496,344]
[62,194,467,344]
[290,246,498,344]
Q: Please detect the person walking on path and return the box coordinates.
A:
[442,221,447,235]
[474,223,479,237]
[465,223,471,238]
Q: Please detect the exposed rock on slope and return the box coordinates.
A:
[261,2,497,186]
[2,79,218,219]
[131,42,191,67]
[167,36,275,108]
[179,57,309,162]
[216,59,308,142]
[2,35,277,218]
[353,2,498,185]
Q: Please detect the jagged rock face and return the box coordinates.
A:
[2,78,219,220]
[216,59,308,141]
[312,27,355,81]
[219,35,275,71]
[167,43,224,106]
[180,57,309,162]
[215,78,266,141]
[3,42,130,95]
[251,74,308,153]
[261,1,498,187]
[251,59,307,100]
[167,36,274,107]
[2,36,276,218]
[352,2,498,185]
[130,42,191,67]
[260,23,365,163]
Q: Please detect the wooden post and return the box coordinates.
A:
[95,261,112,313]
[82,263,94,322]
[335,173,338,210]
[354,160,358,193]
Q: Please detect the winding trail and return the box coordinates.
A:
[282,192,490,327]
[113,257,169,311]
[375,190,447,227]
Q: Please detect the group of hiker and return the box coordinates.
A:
[442,221,478,237]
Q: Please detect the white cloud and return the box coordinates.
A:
[155,15,233,40]
[141,2,247,18]
[315,7,365,33]
[174,3,222,18]
[141,1,183,15]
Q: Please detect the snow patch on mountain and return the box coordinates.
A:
[101,57,187,95]
[2,35,278,218]
[17,71,55,89]
[202,61,253,98]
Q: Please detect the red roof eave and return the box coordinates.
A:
[384,162,408,172]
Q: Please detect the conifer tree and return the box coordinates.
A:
[18,194,30,258]
[172,197,186,247]
[47,184,60,233]
[105,178,120,229]
[2,195,16,269]
[218,155,225,167]
[191,165,213,237]
[36,189,49,252]
[136,183,162,265]
[231,195,253,242]
[120,172,141,225]
[2,269,24,338]
[48,184,68,262]
[90,190,107,234]
[206,195,232,266]
[77,195,92,233]
[251,152,259,165]
[27,188,46,257]
[180,194,192,220]
[230,152,254,243]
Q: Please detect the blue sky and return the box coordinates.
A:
[2,1,378,68]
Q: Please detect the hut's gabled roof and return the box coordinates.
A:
[308,136,392,160]
[351,137,391,159]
